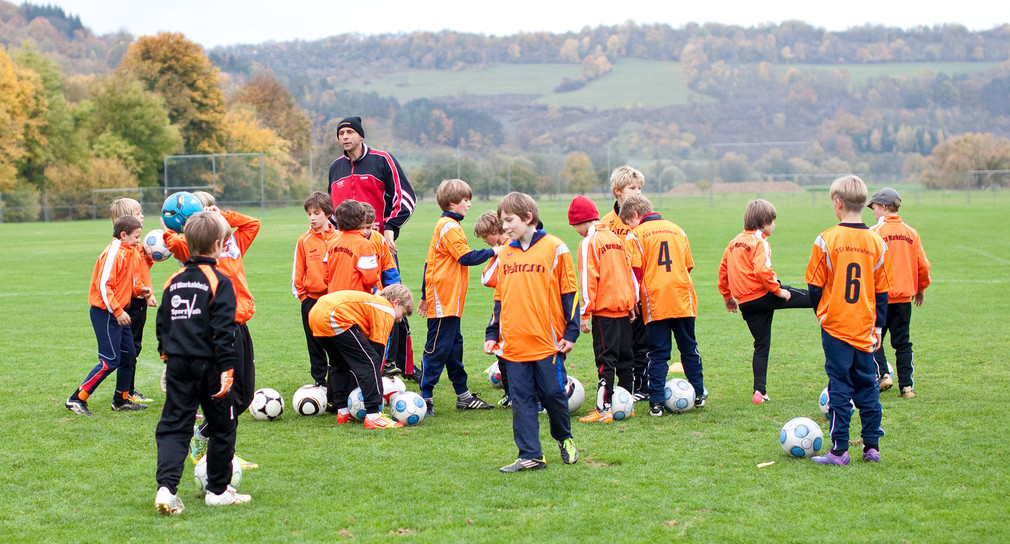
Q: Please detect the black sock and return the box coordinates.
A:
[831,449,847,456]
[863,443,879,452]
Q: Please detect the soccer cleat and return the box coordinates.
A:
[335,412,353,424]
[648,403,664,417]
[877,374,894,392]
[188,433,208,465]
[752,391,770,404]
[425,399,436,417]
[862,448,881,463]
[632,391,649,403]
[382,362,402,377]
[499,457,547,472]
[900,386,916,398]
[579,409,613,423]
[363,414,404,429]
[65,397,93,416]
[811,451,850,466]
[204,485,251,506]
[456,394,494,410]
[111,399,148,411]
[130,391,153,403]
[155,486,185,515]
[558,438,579,464]
[233,454,258,470]
[498,393,511,408]
[695,393,708,408]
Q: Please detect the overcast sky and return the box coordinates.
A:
[50,0,1006,49]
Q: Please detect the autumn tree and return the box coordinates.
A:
[0,45,44,191]
[561,151,596,194]
[220,106,298,201]
[229,72,310,159]
[119,32,227,154]
[921,132,1010,189]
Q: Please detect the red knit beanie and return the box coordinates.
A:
[568,195,599,225]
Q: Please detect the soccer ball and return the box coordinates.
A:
[161,191,203,232]
[250,387,284,420]
[486,361,503,388]
[564,375,585,412]
[610,386,635,420]
[390,390,427,426]
[347,387,367,421]
[663,378,696,413]
[193,456,242,492]
[381,375,406,406]
[780,416,824,458]
[818,386,856,416]
[143,229,172,262]
[292,385,327,416]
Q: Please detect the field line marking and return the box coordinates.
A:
[954,245,1010,266]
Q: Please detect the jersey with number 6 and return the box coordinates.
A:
[625,214,697,323]
[804,223,891,351]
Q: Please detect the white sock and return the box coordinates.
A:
[365,413,380,420]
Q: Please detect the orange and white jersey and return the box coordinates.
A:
[494,232,579,361]
[291,226,337,300]
[480,236,510,290]
[871,216,931,303]
[577,223,636,318]
[132,244,154,294]
[805,223,892,352]
[717,229,782,303]
[325,229,380,294]
[423,216,474,318]
[625,214,697,323]
[600,206,632,239]
[88,238,137,317]
[308,290,395,344]
[364,229,398,289]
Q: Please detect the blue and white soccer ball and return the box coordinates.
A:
[564,375,585,413]
[250,387,284,421]
[610,386,635,420]
[486,361,503,389]
[161,191,203,232]
[193,455,242,493]
[347,387,368,421]
[292,384,327,416]
[381,376,406,406]
[818,386,856,416]
[389,391,427,426]
[663,378,696,413]
[780,416,824,458]
[143,229,172,262]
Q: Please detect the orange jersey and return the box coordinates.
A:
[133,244,154,293]
[625,214,697,323]
[291,226,337,300]
[871,216,931,303]
[164,210,259,324]
[364,229,397,288]
[308,290,395,344]
[577,223,637,318]
[423,216,475,318]
[804,223,892,352]
[480,236,510,290]
[717,230,782,303]
[493,232,579,361]
[88,238,138,317]
[600,206,632,239]
[325,229,380,294]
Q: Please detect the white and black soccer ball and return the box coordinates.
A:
[564,375,585,412]
[663,378,696,413]
[293,384,327,416]
[381,376,406,406]
[390,390,427,426]
[780,416,824,458]
[143,229,172,262]
[250,387,284,421]
[347,387,368,421]
[818,386,856,416]
[193,455,242,493]
[486,361,503,389]
[610,386,635,420]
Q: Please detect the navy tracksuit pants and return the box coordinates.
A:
[505,353,572,460]
[822,330,884,451]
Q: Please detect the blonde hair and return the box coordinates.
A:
[610,165,645,200]
[435,178,473,211]
[743,199,777,231]
[618,195,653,223]
[109,198,141,221]
[497,192,539,228]
[473,211,504,238]
[192,190,215,207]
[380,284,414,316]
[829,175,868,213]
[183,211,230,256]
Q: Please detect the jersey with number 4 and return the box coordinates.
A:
[804,223,891,352]
[625,214,697,323]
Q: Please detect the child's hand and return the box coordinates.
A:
[725,298,738,313]
[204,205,221,213]
[777,289,792,301]
[580,317,591,334]
[557,339,574,354]
[146,294,158,308]
[871,327,883,351]
[417,299,428,318]
[116,311,131,326]
[914,291,924,306]
[492,244,502,255]
[483,340,496,354]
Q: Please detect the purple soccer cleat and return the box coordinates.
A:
[862,448,881,463]
[811,451,850,465]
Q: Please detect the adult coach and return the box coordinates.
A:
[328,116,418,378]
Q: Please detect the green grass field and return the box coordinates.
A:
[1,190,1008,543]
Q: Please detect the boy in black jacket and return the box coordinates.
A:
[154,212,250,514]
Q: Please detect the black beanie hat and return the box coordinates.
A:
[337,116,365,138]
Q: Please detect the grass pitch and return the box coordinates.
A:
[1,190,1008,543]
